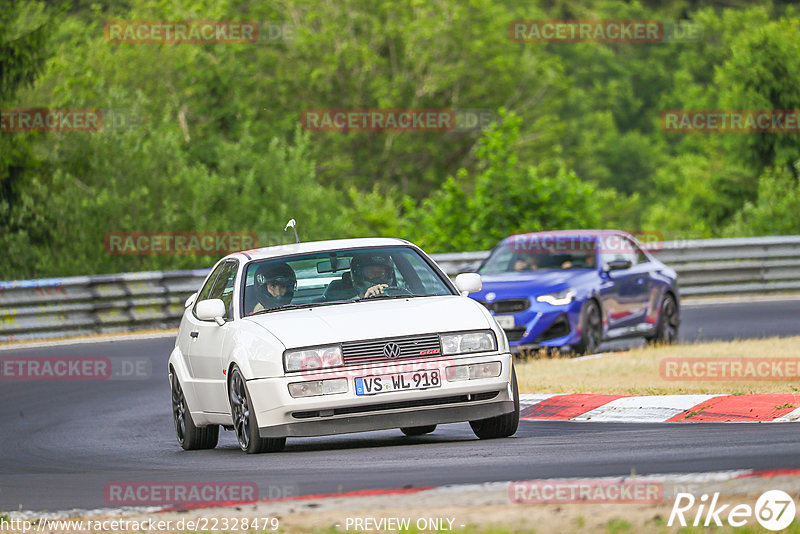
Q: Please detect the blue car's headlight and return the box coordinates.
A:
[536,288,576,306]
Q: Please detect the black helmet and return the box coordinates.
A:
[350,252,396,292]
[254,262,296,307]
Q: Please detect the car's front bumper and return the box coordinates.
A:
[247,352,515,438]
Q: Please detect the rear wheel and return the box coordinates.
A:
[400,425,437,436]
[470,367,519,440]
[646,293,679,345]
[229,367,286,454]
[573,299,602,355]
[171,372,219,450]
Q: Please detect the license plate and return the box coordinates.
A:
[354,369,441,396]
[494,315,515,329]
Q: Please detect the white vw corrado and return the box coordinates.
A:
[169,238,519,453]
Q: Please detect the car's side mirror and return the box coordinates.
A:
[195,298,227,326]
[606,259,633,272]
[454,273,482,296]
[184,292,198,308]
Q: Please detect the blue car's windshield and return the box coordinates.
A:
[479,238,598,274]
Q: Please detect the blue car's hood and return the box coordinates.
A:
[473,269,597,300]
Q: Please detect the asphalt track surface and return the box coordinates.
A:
[1,298,799,512]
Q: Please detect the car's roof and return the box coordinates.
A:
[226,237,413,262]
[504,229,632,241]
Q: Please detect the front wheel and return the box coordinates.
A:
[171,372,219,450]
[470,367,519,440]
[229,367,286,454]
[646,293,679,345]
[573,299,602,355]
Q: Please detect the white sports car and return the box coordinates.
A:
[169,238,519,453]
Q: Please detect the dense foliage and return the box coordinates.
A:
[1,0,799,278]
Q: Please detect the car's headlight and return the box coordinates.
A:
[536,288,576,306]
[439,331,496,355]
[284,345,343,372]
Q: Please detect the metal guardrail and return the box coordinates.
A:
[2,236,799,342]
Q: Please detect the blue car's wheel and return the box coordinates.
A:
[646,294,679,345]
[574,299,602,355]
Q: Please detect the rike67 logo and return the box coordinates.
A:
[669,490,796,531]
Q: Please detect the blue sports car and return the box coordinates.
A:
[470,230,680,354]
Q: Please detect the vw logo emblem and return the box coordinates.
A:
[383,342,401,358]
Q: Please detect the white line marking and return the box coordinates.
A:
[518,393,558,408]
[574,395,717,422]
[772,406,800,422]
[570,352,613,361]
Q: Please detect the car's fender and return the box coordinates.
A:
[470,297,511,353]
[223,319,287,381]
[168,344,200,414]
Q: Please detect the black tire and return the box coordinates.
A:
[573,299,602,355]
[228,367,286,454]
[646,293,680,346]
[400,425,437,436]
[171,371,219,450]
[469,366,519,440]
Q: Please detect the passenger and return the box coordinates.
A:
[250,262,296,314]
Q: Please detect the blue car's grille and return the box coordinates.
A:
[478,299,530,314]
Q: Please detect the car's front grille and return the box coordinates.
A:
[504,328,527,343]
[341,334,442,365]
[291,391,500,419]
[479,299,530,314]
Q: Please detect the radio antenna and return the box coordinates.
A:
[284,219,299,243]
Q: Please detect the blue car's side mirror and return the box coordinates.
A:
[605,259,633,272]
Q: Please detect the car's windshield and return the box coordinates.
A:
[242,246,453,316]
[479,237,598,274]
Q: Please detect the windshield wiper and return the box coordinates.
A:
[357,294,418,302]
[247,299,360,316]
[247,303,319,316]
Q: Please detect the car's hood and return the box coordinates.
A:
[473,270,597,299]
[243,296,491,349]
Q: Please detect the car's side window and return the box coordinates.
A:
[195,262,226,305]
[631,240,650,264]
[206,261,239,319]
[600,235,638,270]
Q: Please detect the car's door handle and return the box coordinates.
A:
[190,331,199,338]
[636,277,645,284]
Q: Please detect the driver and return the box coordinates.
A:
[250,262,296,314]
[350,253,397,298]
